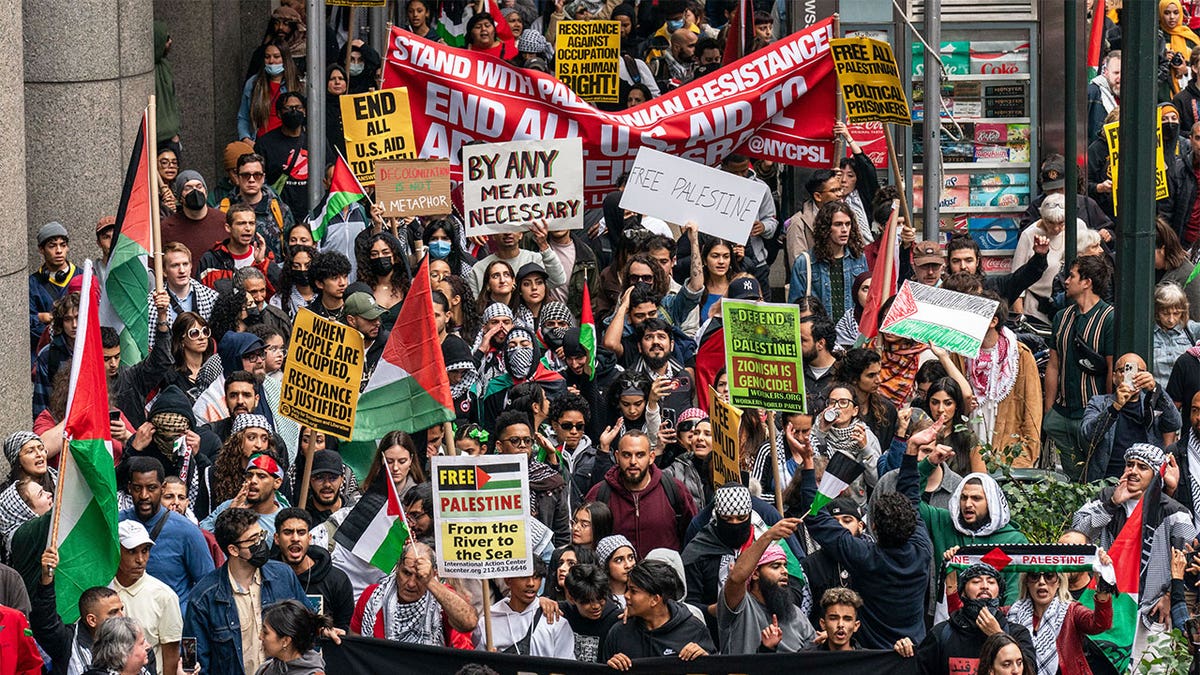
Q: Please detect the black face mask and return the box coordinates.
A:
[244,537,271,568]
[714,517,752,549]
[183,190,206,211]
[291,270,310,286]
[369,258,394,277]
[960,595,1001,625]
[281,110,306,130]
[1163,121,1181,147]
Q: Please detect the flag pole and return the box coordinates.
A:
[147,96,165,292]
[50,259,94,550]
[481,579,495,651]
[831,14,844,168]
[883,125,913,232]
[297,435,316,510]
[767,411,784,514]
[443,421,458,456]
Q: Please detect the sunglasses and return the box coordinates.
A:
[557,422,586,431]
[501,436,533,447]
[1026,572,1059,583]
[238,171,266,181]
[628,273,654,284]
[187,326,211,340]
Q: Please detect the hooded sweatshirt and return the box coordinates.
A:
[289,546,354,630]
[252,649,324,675]
[154,21,180,143]
[585,464,698,556]
[481,598,575,658]
[918,470,1029,603]
[601,599,716,661]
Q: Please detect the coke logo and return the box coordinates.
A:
[982,63,1020,74]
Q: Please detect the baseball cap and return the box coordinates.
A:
[516,262,549,283]
[726,277,762,300]
[118,520,156,549]
[912,240,943,266]
[37,221,69,246]
[344,292,386,320]
[1040,157,1066,191]
[825,497,863,521]
[310,449,344,477]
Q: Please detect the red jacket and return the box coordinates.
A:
[1054,595,1113,675]
[585,464,697,555]
[0,605,43,675]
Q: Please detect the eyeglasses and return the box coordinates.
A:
[186,326,211,340]
[406,509,429,520]
[238,171,266,181]
[265,345,285,353]
[158,159,179,167]
[557,422,586,431]
[243,350,266,362]
[1026,572,1059,583]
[501,436,534,447]
[237,530,266,546]
[828,398,855,409]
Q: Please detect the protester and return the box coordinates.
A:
[256,599,332,675]
[602,559,715,670]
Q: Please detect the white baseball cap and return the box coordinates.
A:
[118,520,155,550]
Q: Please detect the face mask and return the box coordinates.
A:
[1163,121,1180,146]
[264,63,285,77]
[667,19,685,31]
[428,240,452,259]
[183,190,206,211]
[369,257,393,276]
[714,517,752,549]
[349,63,365,77]
[244,537,271,568]
[960,595,1001,625]
[542,326,567,350]
[281,110,305,129]
[291,270,310,286]
[506,344,535,380]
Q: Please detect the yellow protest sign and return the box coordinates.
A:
[829,37,912,126]
[281,308,364,440]
[555,20,621,103]
[709,387,743,488]
[431,455,533,579]
[1105,119,1168,211]
[340,88,418,186]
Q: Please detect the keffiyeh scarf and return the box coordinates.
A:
[1008,597,1068,675]
[359,575,445,646]
[966,327,1020,442]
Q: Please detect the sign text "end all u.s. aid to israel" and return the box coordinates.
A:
[431,454,533,578]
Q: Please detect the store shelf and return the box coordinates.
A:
[940,206,1028,214]
[915,161,1031,170]
[942,73,1031,81]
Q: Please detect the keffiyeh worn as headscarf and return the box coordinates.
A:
[3,431,39,466]
[474,303,515,353]
[948,473,1012,537]
[1126,443,1168,472]
[0,483,36,545]
[538,301,574,346]
[713,483,752,518]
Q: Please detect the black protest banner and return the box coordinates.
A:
[323,635,919,674]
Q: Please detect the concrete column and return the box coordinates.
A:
[154,0,273,182]
[23,0,154,259]
[0,0,30,433]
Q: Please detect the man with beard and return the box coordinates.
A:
[586,430,697,555]
[119,457,215,610]
[302,450,353,526]
[493,411,570,545]
[110,521,180,675]
[629,317,692,416]
[200,449,287,536]
[198,370,286,454]
[801,317,838,409]
[476,303,515,388]
[897,564,1035,675]
[718,517,815,654]
[400,483,435,545]
[944,234,1048,307]
[272,508,353,630]
[918,457,1029,604]
[1072,443,1196,628]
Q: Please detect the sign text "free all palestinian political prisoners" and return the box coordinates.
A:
[620,147,765,244]
[828,37,911,126]
[431,455,533,579]
[280,309,364,440]
[462,138,584,236]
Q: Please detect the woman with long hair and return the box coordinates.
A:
[836,348,897,449]
[359,232,410,318]
[514,263,549,329]
[922,377,983,475]
[664,413,713,507]
[256,600,332,675]
[438,274,481,346]
[361,430,426,498]
[238,42,300,143]
[571,502,613,549]
[546,544,598,601]
[698,237,740,319]
[1155,217,1200,319]
[402,0,443,41]
[156,146,180,218]
[324,65,347,154]
[975,633,1034,675]
[1005,568,1111,675]
[475,259,518,315]
[421,219,474,277]
[788,201,868,322]
[272,245,318,320]
[199,423,280,519]
[171,312,215,390]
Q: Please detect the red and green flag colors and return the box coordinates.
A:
[808,451,864,515]
[102,110,154,364]
[309,152,367,242]
[580,281,597,380]
[334,472,409,573]
[352,255,454,441]
[53,260,120,623]
[435,0,516,53]
[880,281,999,359]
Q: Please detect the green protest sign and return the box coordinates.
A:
[722,299,805,413]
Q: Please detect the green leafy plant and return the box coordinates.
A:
[981,442,1115,543]
[1134,628,1192,675]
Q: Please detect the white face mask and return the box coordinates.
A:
[349,63,365,76]
[264,63,285,76]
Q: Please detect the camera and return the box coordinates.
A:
[1172,51,1186,68]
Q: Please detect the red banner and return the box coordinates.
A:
[382,19,837,208]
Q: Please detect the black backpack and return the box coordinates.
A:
[501,607,543,655]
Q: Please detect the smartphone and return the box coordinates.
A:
[670,374,692,392]
[661,408,677,429]
[306,594,325,615]
[1122,363,1136,388]
[181,637,198,672]
[108,410,121,422]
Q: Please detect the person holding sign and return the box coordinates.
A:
[467,224,567,299]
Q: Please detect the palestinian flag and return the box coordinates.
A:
[580,281,597,380]
[880,281,999,359]
[808,452,864,515]
[52,260,120,623]
[858,200,900,341]
[946,544,1104,573]
[352,255,454,441]
[309,153,366,243]
[1086,1,1106,77]
[436,0,515,54]
[721,0,754,65]
[693,322,725,414]
[437,461,527,516]
[103,110,154,364]
[334,473,409,573]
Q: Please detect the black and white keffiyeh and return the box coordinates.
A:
[1007,597,1067,675]
[360,575,446,646]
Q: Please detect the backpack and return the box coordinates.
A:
[501,607,544,655]
[595,473,688,543]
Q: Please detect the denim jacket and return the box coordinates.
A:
[787,249,870,314]
[1080,389,1182,481]
[1152,321,1200,383]
[183,560,308,675]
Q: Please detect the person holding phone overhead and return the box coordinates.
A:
[1080,353,1181,481]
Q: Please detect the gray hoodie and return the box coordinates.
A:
[253,650,324,675]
